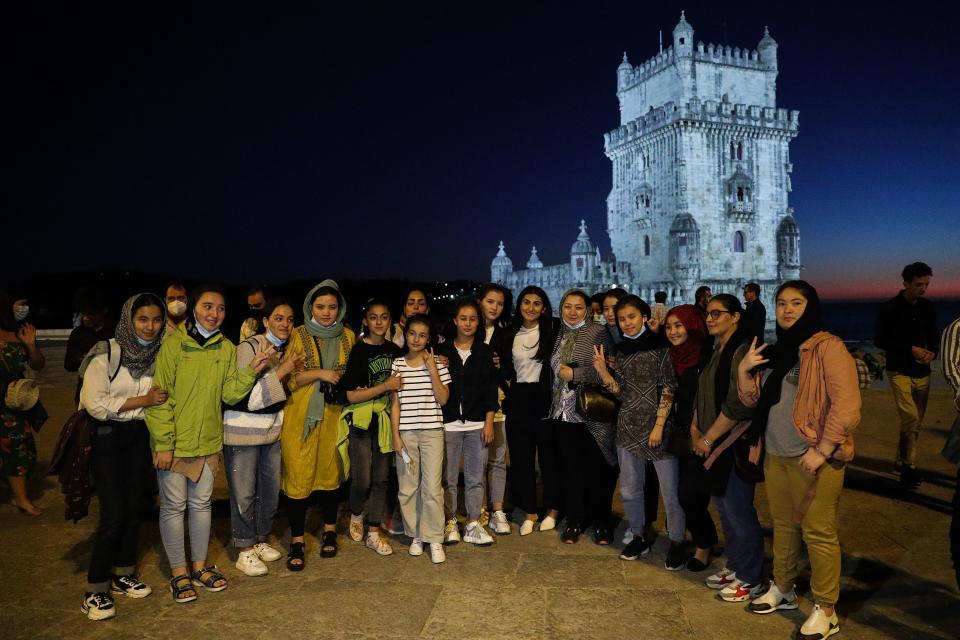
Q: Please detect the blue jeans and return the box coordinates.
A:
[444,429,488,521]
[223,442,281,548]
[712,467,764,584]
[157,464,215,570]
[617,447,685,542]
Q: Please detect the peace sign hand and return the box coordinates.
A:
[738,337,769,374]
[592,344,609,376]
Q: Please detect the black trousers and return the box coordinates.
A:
[554,420,618,529]
[505,384,561,515]
[287,489,341,538]
[644,462,660,528]
[87,421,151,588]
[678,452,718,549]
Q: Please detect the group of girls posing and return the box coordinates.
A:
[69,278,859,640]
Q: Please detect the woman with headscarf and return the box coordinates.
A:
[663,304,717,572]
[78,293,167,620]
[0,290,45,516]
[737,281,860,640]
[279,280,355,570]
[549,288,616,545]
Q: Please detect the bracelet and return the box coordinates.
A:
[813,444,832,460]
[702,436,713,447]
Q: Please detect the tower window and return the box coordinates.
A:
[678,234,687,247]
[737,142,743,160]
[729,142,735,160]
[679,37,685,45]
[733,231,745,253]
[644,235,651,256]
[737,187,744,202]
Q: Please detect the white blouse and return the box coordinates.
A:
[512,325,543,383]
[79,353,155,422]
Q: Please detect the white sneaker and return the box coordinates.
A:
[748,581,798,614]
[622,529,634,545]
[365,532,394,556]
[253,542,282,562]
[705,568,737,589]
[519,519,536,536]
[81,592,116,621]
[409,538,424,556]
[236,549,268,576]
[539,515,557,532]
[429,542,446,564]
[489,510,511,535]
[110,574,152,598]
[463,521,495,546]
[799,604,840,639]
[717,580,765,603]
[444,518,461,544]
[349,513,364,542]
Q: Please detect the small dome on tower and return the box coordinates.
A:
[570,220,595,255]
[526,246,544,269]
[758,26,778,49]
[491,241,513,270]
[673,10,694,37]
[618,52,632,70]
[670,213,699,234]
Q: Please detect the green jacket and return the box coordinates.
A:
[145,324,257,457]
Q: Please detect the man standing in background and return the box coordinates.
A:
[742,282,766,346]
[874,262,938,489]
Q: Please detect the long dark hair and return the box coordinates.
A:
[707,293,748,416]
[510,285,553,362]
[444,297,484,343]
[477,283,513,329]
[400,313,435,356]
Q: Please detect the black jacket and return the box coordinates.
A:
[874,293,939,378]
[437,340,499,423]
[742,299,766,346]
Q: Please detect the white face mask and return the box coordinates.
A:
[13,306,29,322]
[167,300,187,317]
[136,336,155,347]
[265,330,285,348]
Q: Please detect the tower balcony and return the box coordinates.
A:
[727,200,755,221]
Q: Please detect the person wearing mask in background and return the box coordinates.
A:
[146,284,268,603]
[163,281,189,341]
[601,288,629,345]
[279,280,355,570]
[590,293,605,324]
[742,283,766,347]
[65,285,115,373]
[874,262,939,489]
[388,288,430,349]
[223,298,299,577]
[78,293,167,620]
[941,314,960,591]
[478,283,512,534]
[0,292,45,516]
[238,286,269,343]
[738,281,860,640]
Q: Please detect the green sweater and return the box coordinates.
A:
[145,325,257,457]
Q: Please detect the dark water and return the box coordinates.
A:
[821,299,960,343]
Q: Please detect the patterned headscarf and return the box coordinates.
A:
[301,279,346,441]
[115,293,167,378]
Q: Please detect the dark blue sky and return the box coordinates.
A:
[8,1,959,298]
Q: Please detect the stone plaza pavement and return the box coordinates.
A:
[1,344,958,639]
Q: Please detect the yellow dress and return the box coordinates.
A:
[279,325,355,499]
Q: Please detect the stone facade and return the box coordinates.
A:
[492,12,801,310]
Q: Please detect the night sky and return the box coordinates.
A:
[8,1,960,298]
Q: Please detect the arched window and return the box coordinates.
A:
[644,235,651,256]
[736,187,744,202]
[733,231,745,253]
[736,142,743,160]
[729,141,735,160]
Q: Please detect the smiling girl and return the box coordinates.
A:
[390,314,451,563]
[146,284,269,603]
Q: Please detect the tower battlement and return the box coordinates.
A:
[618,41,772,94]
[605,98,798,154]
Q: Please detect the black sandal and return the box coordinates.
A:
[169,574,197,604]
[320,530,338,558]
[561,526,581,544]
[190,565,227,592]
[287,542,305,572]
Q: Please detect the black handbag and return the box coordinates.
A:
[576,385,620,423]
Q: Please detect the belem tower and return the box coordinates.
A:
[491,12,801,309]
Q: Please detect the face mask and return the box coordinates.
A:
[309,316,337,329]
[195,323,219,339]
[167,300,187,317]
[13,306,29,322]
[622,325,646,339]
[562,318,586,330]
[136,336,155,347]
[265,330,285,348]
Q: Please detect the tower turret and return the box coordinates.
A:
[526,245,544,269]
[673,11,694,58]
[758,26,778,69]
[617,52,633,90]
[490,241,514,284]
[569,220,596,285]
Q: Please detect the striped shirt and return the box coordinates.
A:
[942,317,960,397]
[393,356,452,430]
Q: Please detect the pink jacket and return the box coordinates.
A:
[739,331,860,461]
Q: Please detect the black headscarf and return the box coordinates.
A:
[615,328,669,355]
[748,286,824,439]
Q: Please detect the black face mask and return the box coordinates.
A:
[249,307,264,315]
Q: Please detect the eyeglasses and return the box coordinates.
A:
[706,310,732,320]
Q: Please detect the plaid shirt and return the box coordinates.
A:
[854,358,871,390]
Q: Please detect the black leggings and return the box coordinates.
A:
[287,489,341,538]
[678,452,718,549]
[554,420,618,530]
